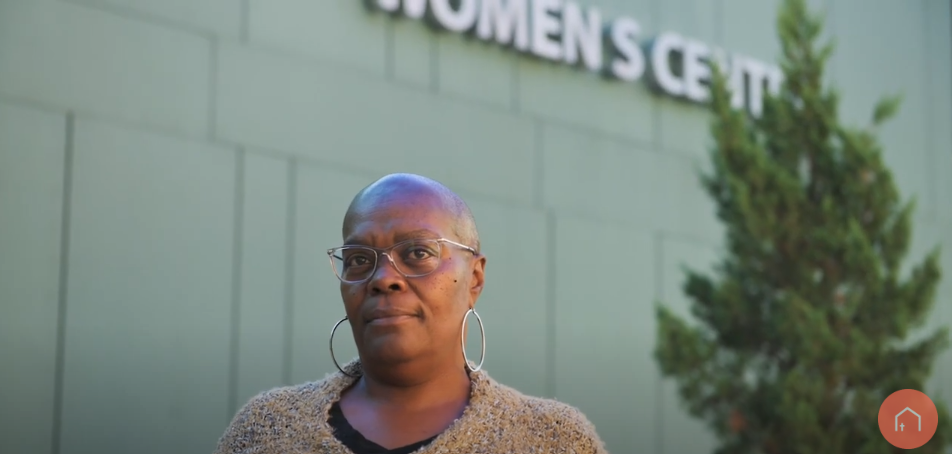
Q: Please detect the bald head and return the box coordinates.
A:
[344,173,480,252]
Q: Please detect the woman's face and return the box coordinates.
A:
[339,192,485,371]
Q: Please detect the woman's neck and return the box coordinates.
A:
[353,359,472,412]
[335,360,473,450]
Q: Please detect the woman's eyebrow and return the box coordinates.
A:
[394,229,441,242]
[342,229,440,246]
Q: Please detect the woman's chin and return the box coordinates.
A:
[363,337,424,365]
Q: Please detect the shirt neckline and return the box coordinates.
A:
[317,359,490,453]
[327,401,437,454]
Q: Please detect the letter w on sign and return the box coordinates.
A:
[373,0,427,19]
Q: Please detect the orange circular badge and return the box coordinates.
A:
[878,389,938,449]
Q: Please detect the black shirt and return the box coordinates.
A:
[328,402,437,454]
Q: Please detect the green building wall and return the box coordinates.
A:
[1,1,950,453]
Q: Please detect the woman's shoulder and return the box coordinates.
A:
[473,374,608,452]
[237,373,345,416]
[483,380,596,425]
[220,381,322,436]
[241,382,318,410]
[213,375,348,454]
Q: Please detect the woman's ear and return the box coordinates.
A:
[469,255,486,303]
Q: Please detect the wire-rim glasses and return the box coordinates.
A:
[327,238,477,284]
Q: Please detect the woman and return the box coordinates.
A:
[214,174,608,454]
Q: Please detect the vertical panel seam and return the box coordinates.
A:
[511,55,521,113]
[51,111,75,454]
[544,210,556,398]
[947,3,952,411]
[240,0,250,44]
[282,160,298,385]
[532,119,545,209]
[208,37,219,142]
[227,148,246,419]
[923,0,937,222]
[430,34,440,93]
[654,231,665,454]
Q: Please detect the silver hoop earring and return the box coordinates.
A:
[329,317,357,377]
[461,308,486,372]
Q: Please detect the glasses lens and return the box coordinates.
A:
[332,247,377,282]
[391,239,442,277]
[330,240,444,282]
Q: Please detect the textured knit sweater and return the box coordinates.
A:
[214,359,609,454]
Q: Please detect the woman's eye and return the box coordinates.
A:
[407,248,434,260]
[345,255,371,267]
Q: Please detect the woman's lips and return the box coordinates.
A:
[367,314,417,326]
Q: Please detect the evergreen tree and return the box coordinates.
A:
[654,0,951,453]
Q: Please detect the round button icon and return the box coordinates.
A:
[878,389,938,449]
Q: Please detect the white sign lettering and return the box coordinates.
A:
[476,0,530,50]
[530,0,562,61]
[430,0,478,32]
[605,17,645,82]
[369,0,782,117]
[562,2,601,71]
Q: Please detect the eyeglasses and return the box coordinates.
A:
[327,238,477,284]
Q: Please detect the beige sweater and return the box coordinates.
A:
[214,359,609,454]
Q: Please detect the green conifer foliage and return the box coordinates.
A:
[654,0,951,452]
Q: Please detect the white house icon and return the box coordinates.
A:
[895,407,921,432]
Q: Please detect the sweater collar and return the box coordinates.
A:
[326,357,491,398]
[312,358,495,452]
